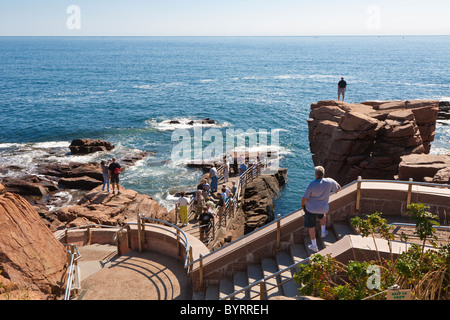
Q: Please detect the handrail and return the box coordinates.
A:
[63,243,81,300]
[221,219,450,300]
[137,215,192,269]
[221,256,310,300]
[185,177,450,269]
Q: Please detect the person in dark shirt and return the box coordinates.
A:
[199,206,214,241]
[338,77,347,101]
[108,158,122,195]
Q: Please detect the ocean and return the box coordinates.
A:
[0,36,449,215]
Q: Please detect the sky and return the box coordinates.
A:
[0,0,449,36]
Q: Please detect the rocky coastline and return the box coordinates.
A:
[0,139,151,231]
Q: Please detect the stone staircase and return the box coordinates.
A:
[192,221,358,300]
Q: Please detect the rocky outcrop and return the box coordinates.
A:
[398,154,450,183]
[54,186,175,230]
[242,168,287,234]
[438,101,450,119]
[307,100,439,185]
[0,186,67,299]
[69,138,114,155]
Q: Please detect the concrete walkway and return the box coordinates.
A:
[76,244,192,300]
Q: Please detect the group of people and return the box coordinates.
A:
[100,158,123,195]
[176,157,242,239]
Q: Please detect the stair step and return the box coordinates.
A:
[261,258,283,299]
[233,271,249,300]
[290,244,309,264]
[304,237,323,255]
[333,222,357,239]
[219,278,234,300]
[205,284,219,300]
[247,264,264,299]
[276,252,300,298]
[192,290,205,300]
[320,229,338,248]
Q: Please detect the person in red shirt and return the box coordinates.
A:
[108,158,123,195]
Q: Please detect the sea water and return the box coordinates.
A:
[0,36,449,215]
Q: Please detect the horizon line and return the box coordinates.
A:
[1,34,449,37]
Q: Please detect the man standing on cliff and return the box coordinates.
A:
[301,166,341,253]
[338,77,347,101]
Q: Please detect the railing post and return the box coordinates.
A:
[199,254,204,288]
[406,178,413,207]
[259,281,265,300]
[86,225,91,244]
[356,176,362,212]
[116,233,122,256]
[137,214,142,253]
[177,228,181,256]
[276,214,281,249]
[126,224,131,249]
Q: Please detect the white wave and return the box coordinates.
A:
[146,117,231,131]
[396,82,450,89]
[199,79,216,83]
[33,141,71,149]
[133,82,184,90]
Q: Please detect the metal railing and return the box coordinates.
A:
[219,178,450,300]
[56,177,449,300]
[174,161,266,245]
[63,244,81,300]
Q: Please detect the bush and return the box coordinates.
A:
[293,203,448,300]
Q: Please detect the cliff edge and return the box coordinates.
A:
[0,184,67,300]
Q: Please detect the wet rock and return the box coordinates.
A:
[69,138,114,155]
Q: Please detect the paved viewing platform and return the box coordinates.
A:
[76,244,192,300]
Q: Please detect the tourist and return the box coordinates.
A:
[338,77,347,101]
[301,166,341,253]
[199,206,214,241]
[239,162,247,176]
[216,192,225,208]
[194,186,205,220]
[205,196,216,212]
[226,193,234,207]
[177,192,189,226]
[220,187,228,202]
[100,160,110,193]
[231,181,237,196]
[108,158,123,195]
[210,163,218,193]
[203,182,210,198]
[223,157,230,183]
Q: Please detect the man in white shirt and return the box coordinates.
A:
[301,166,341,252]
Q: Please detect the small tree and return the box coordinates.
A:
[406,203,440,259]
[351,212,395,262]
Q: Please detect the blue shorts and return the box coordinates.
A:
[304,208,324,228]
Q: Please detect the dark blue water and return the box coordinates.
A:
[1,36,449,214]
